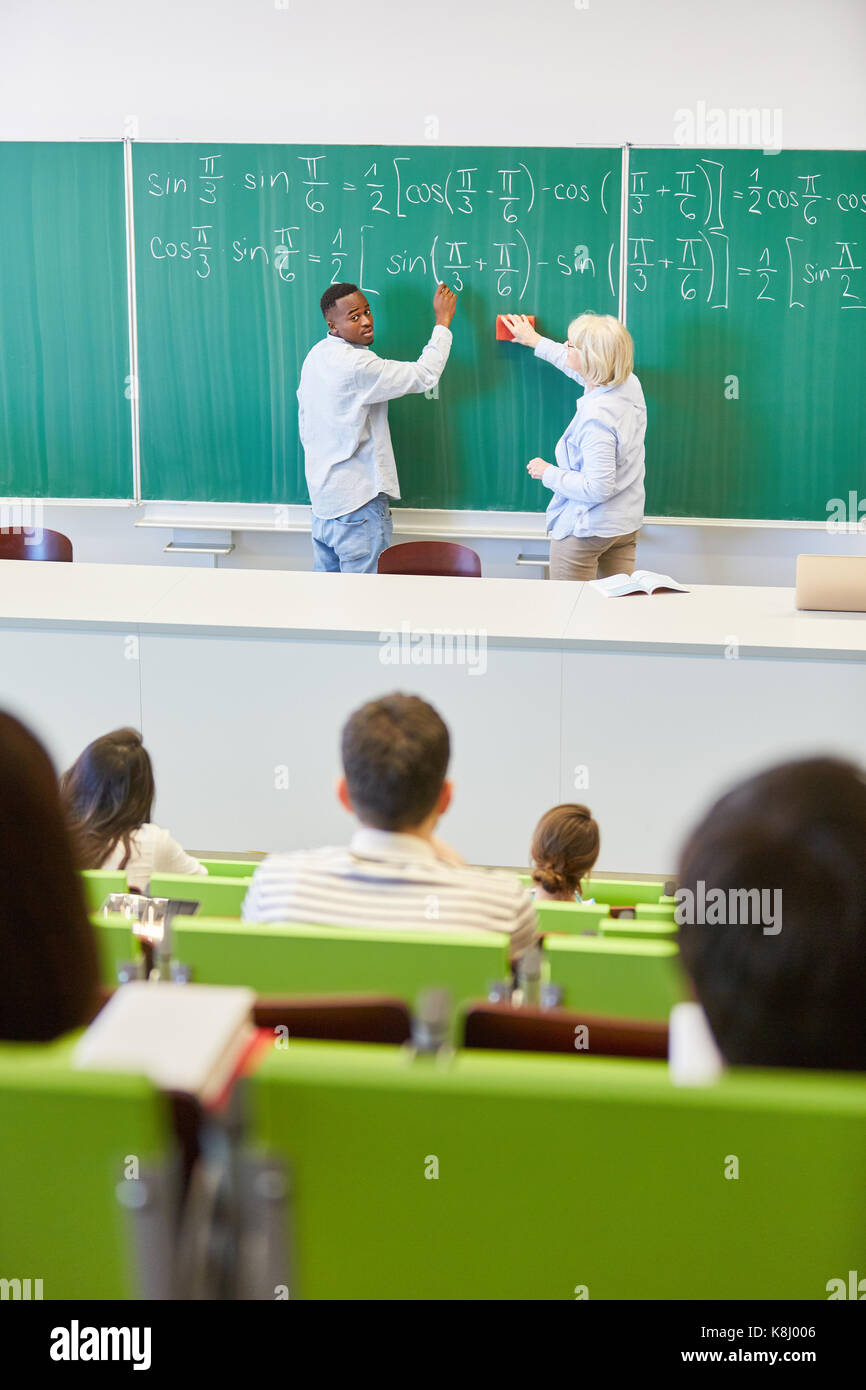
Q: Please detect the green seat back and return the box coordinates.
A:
[80,869,128,912]
[599,921,676,944]
[635,902,677,921]
[544,934,687,1020]
[198,859,258,879]
[600,918,677,943]
[585,878,667,906]
[149,873,248,918]
[534,900,610,935]
[251,1042,866,1299]
[0,1035,167,1298]
[171,918,510,1037]
[517,874,667,907]
[91,912,140,985]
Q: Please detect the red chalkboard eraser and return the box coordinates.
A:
[496,314,535,340]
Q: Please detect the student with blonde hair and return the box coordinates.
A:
[503,311,646,581]
[529,803,600,902]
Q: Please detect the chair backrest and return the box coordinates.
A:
[80,868,129,913]
[519,874,668,907]
[377,540,481,578]
[534,898,676,940]
[149,873,249,918]
[92,913,140,985]
[544,934,687,1020]
[462,1002,669,1059]
[599,901,678,941]
[99,912,681,1024]
[599,917,677,943]
[171,918,510,1041]
[584,878,667,906]
[197,859,258,879]
[0,1035,168,1298]
[635,902,677,921]
[0,528,73,562]
[251,1043,866,1299]
[253,994,411,1044]
[535,900,610,935]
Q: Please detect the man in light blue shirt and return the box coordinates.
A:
[297,282,458,572]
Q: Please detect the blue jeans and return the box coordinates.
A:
[311,493,393,573]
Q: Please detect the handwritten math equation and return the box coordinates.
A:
[140,151,619,301]
[628,158,866,310]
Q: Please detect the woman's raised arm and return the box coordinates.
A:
[501,315,586,385]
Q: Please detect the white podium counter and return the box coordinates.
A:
[1,562,864,873]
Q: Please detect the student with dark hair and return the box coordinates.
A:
[0,710,99,1041]
[530,803,600,902]
[60,728,206,894]
[243,693,536,960]
[676,756,866,1072]
[297,281,458,573]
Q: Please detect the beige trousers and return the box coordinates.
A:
[549,530,640,582]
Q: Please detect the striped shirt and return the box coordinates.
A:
[241,828,537,960]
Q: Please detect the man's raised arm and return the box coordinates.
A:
[354,283,458,403]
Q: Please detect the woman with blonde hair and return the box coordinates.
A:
[503,311,646,581]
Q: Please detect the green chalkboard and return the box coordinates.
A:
[6,142,861,522]
[0,143,132,499]
[133,144,621,508]
[626,149,866,521]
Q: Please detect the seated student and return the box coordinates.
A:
[242,694,537,961]
[676,756,866,1072]
[60,728,207,894]
[529,804,600,902]
[0,711,99,1041]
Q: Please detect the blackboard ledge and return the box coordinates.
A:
[131,502,840,538]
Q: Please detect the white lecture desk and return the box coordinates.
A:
[1,562,863,873]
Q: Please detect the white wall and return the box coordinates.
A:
[2,0,865,148]
[2,0,865,582]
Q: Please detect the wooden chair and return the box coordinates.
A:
[377,540,481,578]
[0,527,72,562]
[253,994,412,1044]
[462,1000,669,1060]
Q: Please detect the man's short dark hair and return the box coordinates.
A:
[320,283,360,319]
[341,694,450,831]
[677,756,866,1071]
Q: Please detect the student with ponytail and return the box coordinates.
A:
[529,804,600,903]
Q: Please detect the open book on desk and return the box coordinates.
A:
[589,570,689,598]
[75,981,256,1106]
